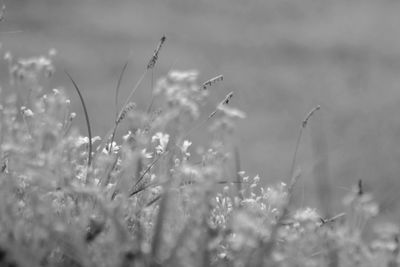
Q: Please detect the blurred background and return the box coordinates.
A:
[3,0,400,218]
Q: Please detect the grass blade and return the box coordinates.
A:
[65,70,93,167]
[146,69,156,114]
[133,154,163,189]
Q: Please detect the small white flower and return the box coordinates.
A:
[180,140,192,157]
[76,136,100,147]
[76,136,89,146]
[91,136,101,144]
[293,207,320,222]
[141,148,153,159]
[169,70,198,82]
[122,131,133,142]
[106,142,120,153]
[21,106,34,117]
[152,132,169,154]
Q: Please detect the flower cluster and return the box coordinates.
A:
[154,70,207,120]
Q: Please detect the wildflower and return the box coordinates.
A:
[169,70,198,83]
[152,132,169,154]
[20,106,33,117]
[141,148,153,159]
[293,207,320,223]
[91,136,101,144]
[76,136,100,147]
[180,140,192,157]
[154,70,204,119]
[103,141,120,154]
[76,136,89,147]
[122,131,135,144]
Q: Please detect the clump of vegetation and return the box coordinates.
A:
[0,36,398,267]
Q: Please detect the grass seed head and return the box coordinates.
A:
[147,35,166,70]
[202,75,223,90]
[116,102,136,124]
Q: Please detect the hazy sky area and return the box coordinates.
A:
[3,0,400,217]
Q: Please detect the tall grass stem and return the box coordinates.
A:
[65,70,93,168]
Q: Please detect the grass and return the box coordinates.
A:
[64,70,93,169]
[0,36,399,267]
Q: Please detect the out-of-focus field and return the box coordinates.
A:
[3,0,400,216]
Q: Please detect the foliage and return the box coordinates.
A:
[0,50,398,267]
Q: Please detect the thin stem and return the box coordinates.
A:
[289,105,321,182]
[146,69,155,114]
[115,60,129,121]
[65,70,93,168]
[250,105,321,266]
